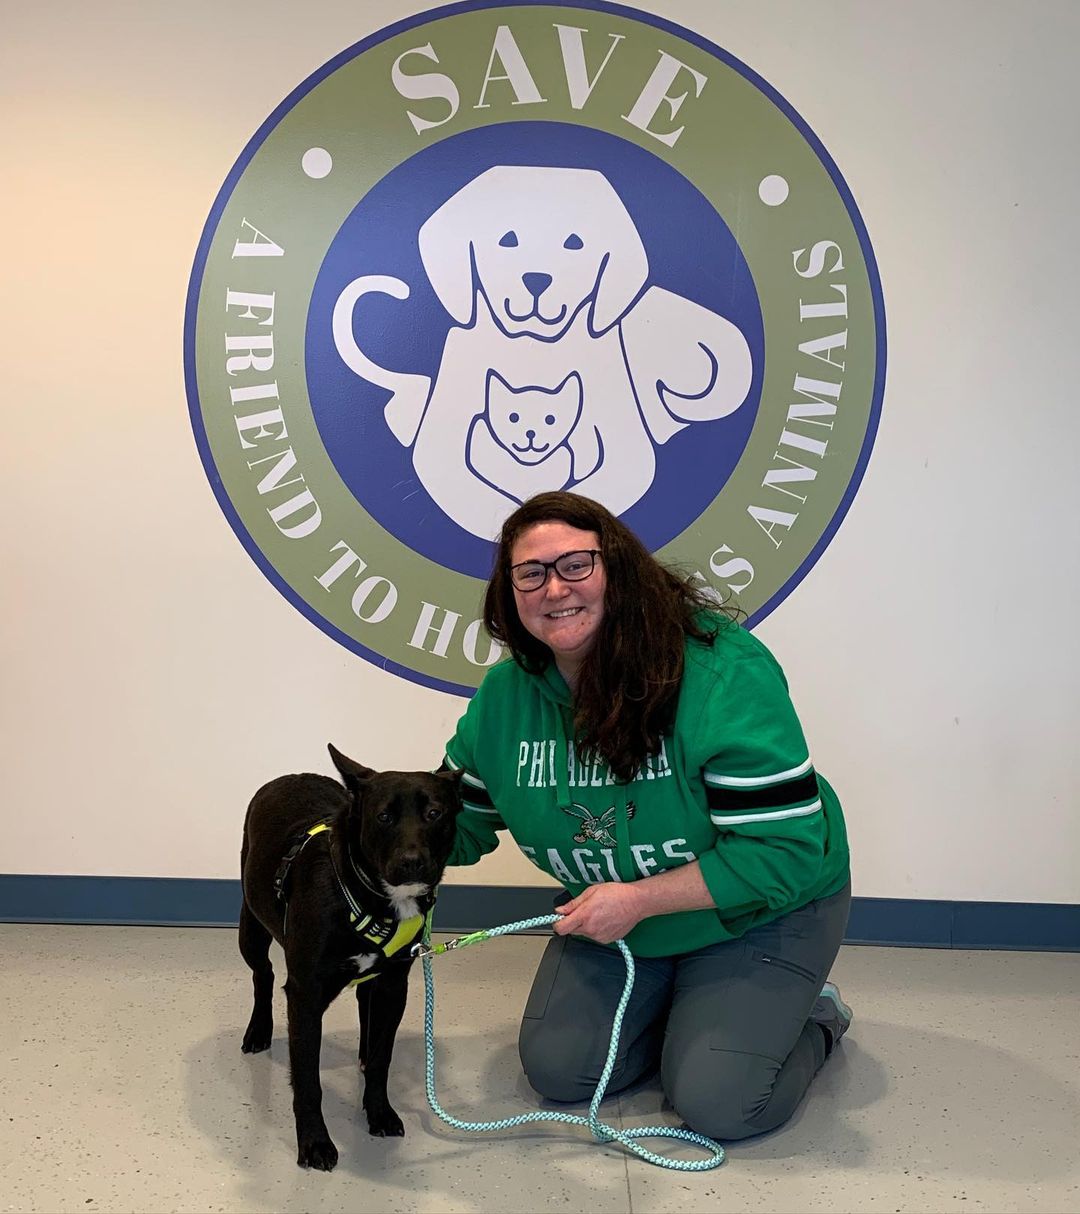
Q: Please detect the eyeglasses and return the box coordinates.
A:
[510,549,602,592]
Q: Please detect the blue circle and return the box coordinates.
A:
[305,121,764,579]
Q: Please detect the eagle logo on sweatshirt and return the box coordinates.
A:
[562,801,636,848]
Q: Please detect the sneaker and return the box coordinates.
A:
[811,981,853,1053]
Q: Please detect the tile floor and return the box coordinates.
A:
[1,924,1077,1213]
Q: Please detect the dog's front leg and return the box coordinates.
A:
[284,979,338,1170]
[362,966,410,1137]
[355,981,371,1070]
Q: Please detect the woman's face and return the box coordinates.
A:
[510,520,606,681]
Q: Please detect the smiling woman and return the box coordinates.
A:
[509,521,607,689]
[441,489,852,1143]
[507,526,606,689]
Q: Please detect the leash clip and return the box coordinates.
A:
[412,936,462,960]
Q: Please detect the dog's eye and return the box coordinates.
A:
[563,233,584,250]
[498,230,519,248]
[376,810,393,824]
[508,412,519,424]
[544,414,556,426]
[425,807,443,821]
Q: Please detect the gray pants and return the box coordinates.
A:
[518,881,851,1140]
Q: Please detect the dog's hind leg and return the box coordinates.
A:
[361,966,410,1137]
[239,901,275,1054]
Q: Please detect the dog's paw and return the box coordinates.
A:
[297,1134,338,1171]
[241,1020,272,1053]
[365,1101,405,1138]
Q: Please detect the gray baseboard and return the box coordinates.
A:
[0,875,1077,951]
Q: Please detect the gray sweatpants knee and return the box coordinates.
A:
[519,1028,598,1102]
[665,1051,773,1140]
[664,1022,828,1140]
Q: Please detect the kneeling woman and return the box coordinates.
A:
[443,491,851,1140]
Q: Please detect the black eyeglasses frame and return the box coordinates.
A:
[509,549,602,592]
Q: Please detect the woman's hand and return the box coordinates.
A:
[552,863,715,944]
[553,883,646,944]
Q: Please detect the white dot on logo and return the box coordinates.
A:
[302,147,333,179]
[758,175,789,206]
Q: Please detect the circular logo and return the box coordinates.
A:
[185,0,885,696]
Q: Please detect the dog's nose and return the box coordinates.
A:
[394,852,427,879]
[522,272,552,299]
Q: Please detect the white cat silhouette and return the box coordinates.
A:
[466,371,582,504]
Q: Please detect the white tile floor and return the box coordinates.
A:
[0,924,1077,1214]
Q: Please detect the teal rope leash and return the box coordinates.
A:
[414,914,725,1171]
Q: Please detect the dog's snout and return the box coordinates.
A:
[392,851,428,879]
[522,272,552,299]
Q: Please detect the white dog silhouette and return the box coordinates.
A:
[333,166,753,540]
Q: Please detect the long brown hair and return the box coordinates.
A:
[484,492,733,781]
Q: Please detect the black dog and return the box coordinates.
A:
[239,743,462,1171]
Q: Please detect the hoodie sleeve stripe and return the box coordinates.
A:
[705,769,819,814]
[710,797,822,827]
[703,755,813,789]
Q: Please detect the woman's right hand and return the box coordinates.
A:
[552,883,647,944]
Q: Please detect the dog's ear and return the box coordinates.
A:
[589,183,649,334]
[436,766,465,809]
[435,764,464,798]
[419,183,478,325]
[328,743,374,787]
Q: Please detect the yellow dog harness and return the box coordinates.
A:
[275,821,434,986]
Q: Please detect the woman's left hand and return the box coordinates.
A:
[553,883,646,944]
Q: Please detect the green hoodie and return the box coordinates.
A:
[444,618,849,957]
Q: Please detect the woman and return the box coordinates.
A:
[443,491,851,1140]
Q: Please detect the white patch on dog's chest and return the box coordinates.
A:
[381,880,428,921]
[350,953,378,975]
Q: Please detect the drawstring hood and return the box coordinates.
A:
[540,663,573,812]
[555,709,572,812]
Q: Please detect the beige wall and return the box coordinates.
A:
[3,1,1078,902]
